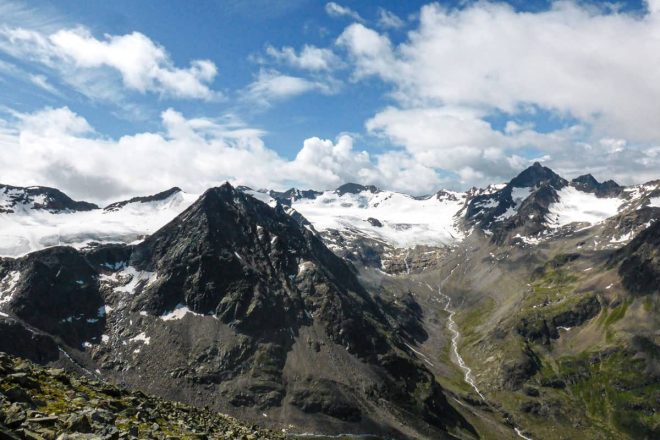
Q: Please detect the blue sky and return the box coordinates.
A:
[0,0,658,201]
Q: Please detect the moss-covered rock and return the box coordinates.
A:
[0,351,285,439]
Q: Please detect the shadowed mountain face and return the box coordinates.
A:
[0,183,475,440]
[612,220,660,295]
[572,174,623,197]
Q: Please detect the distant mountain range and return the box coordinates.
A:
[0,163,658,439]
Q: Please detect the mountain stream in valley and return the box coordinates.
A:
[436,265,532,440]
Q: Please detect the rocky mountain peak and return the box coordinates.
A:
[571,174,622,197]
[572,173,599,188]
[508,162,567,189]
[335,183,379,196]
[268,187,322,206]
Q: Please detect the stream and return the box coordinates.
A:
[437,287,485,400]
[436,265,532,440]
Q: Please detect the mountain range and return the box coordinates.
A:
[0,162,658,439]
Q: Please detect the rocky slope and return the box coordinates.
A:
[0,351,285,439]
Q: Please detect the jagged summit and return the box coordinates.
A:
[269,187,322,205]
[571,174,622,197]
[508,162,568,189]
[572,173,600,187]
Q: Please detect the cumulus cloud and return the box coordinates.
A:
[0,106,441,203]
[0,26,218,100]
[340,2,660,140]
[334,1,660,186]
[325,2,363,22]
[265,44,341,71]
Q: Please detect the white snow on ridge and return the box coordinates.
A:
[291,190,466,248]
[0,270,21,306]
[129,332,150,345]
[546,187,622,228]
[242,189,277,207]
[648,197,660,208]
[160,303,205,321]
[510,187,533,205]
[0,191,197,257]
[100,266,159,294]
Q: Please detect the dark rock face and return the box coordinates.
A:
[571,174,622,197]
[366,217,383,227]
[501,345,541,390]
[0,185,98,213]
[516,296,601,345]
[612,220,660,295]
[335,183,379,196]
[435,190,459,202]
[289,378,362,422]
[0,321,59,363]
[0,247,104,348]
[133,184,381,343]
[268,188,322,206]
[103,187,181,211]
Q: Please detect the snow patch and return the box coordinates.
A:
[100,266,158,294]
[546,187,622,228]
[510,187,533,204]
[0,271,21,306]
[129,332,150,345]
[160,304,204,321]
[243,189,277,207]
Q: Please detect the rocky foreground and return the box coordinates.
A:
[0,352,286,440]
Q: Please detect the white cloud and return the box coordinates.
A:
[325,2,363,22]
[245,69,338,106]
[334,1,660,186]
[28,74,58,94]
[0,26,218,100]
[0,106,441,202]
[377,8,405,29]
[18,106,92,136]
[340,3,660,141]
[265,44,341,71]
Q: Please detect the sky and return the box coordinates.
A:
[0,0,659,203]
